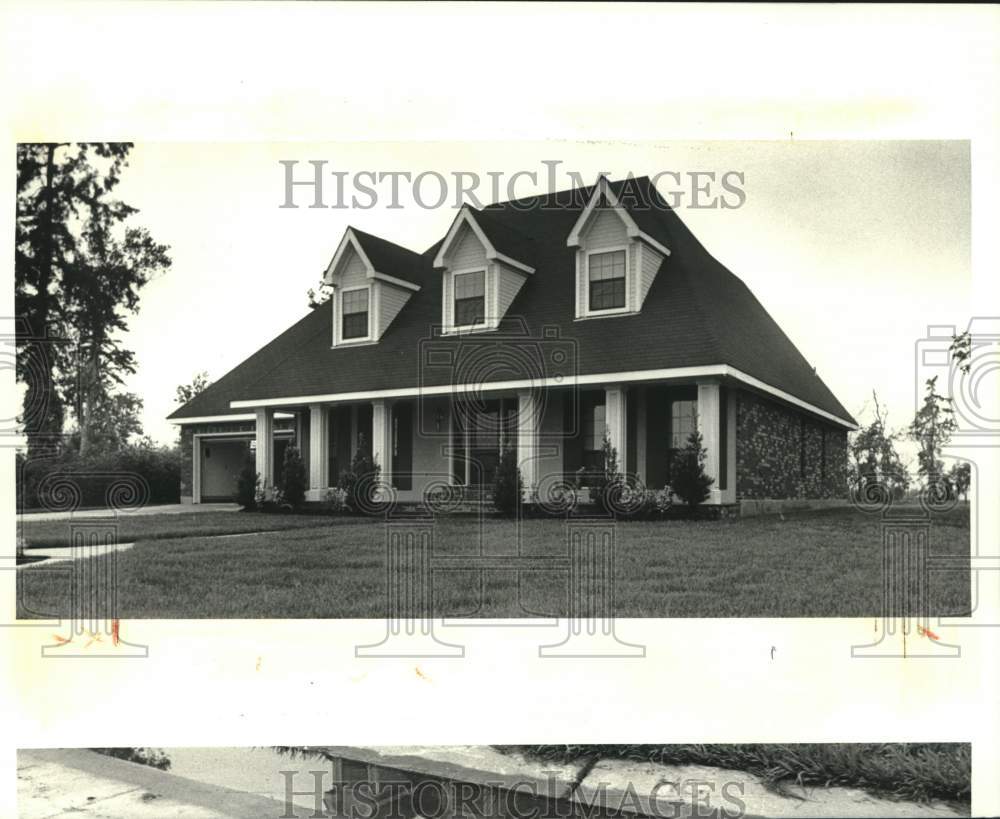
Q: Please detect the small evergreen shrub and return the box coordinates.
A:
[670,430,715,508]
[492,447,523,516]
[280,445,306,509]
[236,453,260,510]
[590,430,625,514]
[338,435,381,513]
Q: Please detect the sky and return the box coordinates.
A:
[112,140,971,457]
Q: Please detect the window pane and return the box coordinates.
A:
[342,288,369,315]
[589,278,626,311]
[588,251,626,310]
[342,310,368,339]
[455,296,484,326]
[670,400,698,449]
[588,250,626,282]
[454,270,485,298]
[583,403,605,452]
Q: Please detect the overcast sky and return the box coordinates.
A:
[114,140,970,455]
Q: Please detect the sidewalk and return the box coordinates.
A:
[21,503,239,523]
[17,748,289,818]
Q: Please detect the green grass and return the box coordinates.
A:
[17,507,971,619]
[510,743,971,806]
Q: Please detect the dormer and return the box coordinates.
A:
[433,207,535,334]
[566,175,671,320]
[324,227,421,347]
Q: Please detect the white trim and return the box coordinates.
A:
[171,412,294,426]
[582,244,631,317]
[566,175,671,258]
[229,364,857,429]
[433,207,535,273]
[171,414,256,425]
[448,267,489,333]
[336,283,374,344]
[323,227,421,291]
[372,271,421,292]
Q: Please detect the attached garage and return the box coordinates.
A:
[198,437,251,502]
[193,432,292,503]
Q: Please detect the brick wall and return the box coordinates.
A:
[735,390,847,500]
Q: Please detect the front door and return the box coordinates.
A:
[453,398,517,487]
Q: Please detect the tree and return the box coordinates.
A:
[74,392,144,454]
[281,445,307,509]
[492,446,523,515]
[15,143,170,454]
[307,278,332,309]
[909,377,958,485]
[670,430,715,507]
[950,461,971,502]
[62,208,170,455]
[176,371,211,405]
[849,391,909,499]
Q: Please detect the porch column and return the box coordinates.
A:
[517,389,540,500]
[697,382,722,503]
[604,385,627,474]
[371,398,392,489]
[307,403,329,502]
[255,407,274,489]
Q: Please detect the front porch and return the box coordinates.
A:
[239,380,736,506]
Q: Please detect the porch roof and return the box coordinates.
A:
[169,177,856,429]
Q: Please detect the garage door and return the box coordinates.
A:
[200,439,250,502]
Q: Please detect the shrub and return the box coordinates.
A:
[236,452,260,510]
[280,445,306,509]
[91,748,171,771]
[338,435,381,513]
[324,487,348,513]
[589,430,625,514]
[492,447,523,516]
[18,443,181,511]
[670,430,714,508]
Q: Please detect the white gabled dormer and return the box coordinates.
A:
[566,175,670,320]
[324,227,421,347]
[434,207,534,334]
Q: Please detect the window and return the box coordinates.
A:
[588,249,626,311]
[670,400,697,449]
[454,270,485,327]
[341,288,369,340]
[582,400,606,471]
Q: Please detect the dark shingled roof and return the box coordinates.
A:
[169,176,855,426]
[350,226,423,286]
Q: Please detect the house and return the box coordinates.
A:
[168,175,855,511]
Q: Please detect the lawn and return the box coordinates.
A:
[17,506,971,619]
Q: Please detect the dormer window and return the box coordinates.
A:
[454,270,486,328]
[588,249,627,312]
[341,287,370,340]
[324,227,421,348]
[567,175,671,320]
[434,206,534,335]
